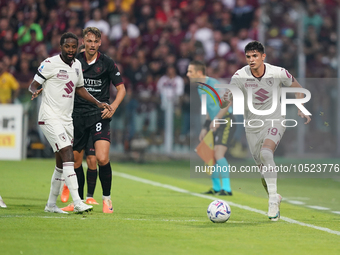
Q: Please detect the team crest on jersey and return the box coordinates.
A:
[75,68,79,77]
[59,133,67,142]
[57,70,69,80]
[95,67,102,73]
[266,77,274,87]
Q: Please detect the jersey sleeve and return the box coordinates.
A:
[279,68,293,87]
[230,72,242,89]
[76,65,84,88]
[33,59,55,84]
[108,59,123,87]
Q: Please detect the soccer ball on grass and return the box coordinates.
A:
[207,200,231,223]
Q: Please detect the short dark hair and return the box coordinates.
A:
[189,60,206,75]
[83,27,101,39]
[60,32,78,46]
[244,41,265,54]
[77,44,85,54]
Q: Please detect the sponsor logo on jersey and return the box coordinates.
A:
[246,79,255,81]
[84,78,102,86]
[245,83,258,88]
[45,60,50,63]
[38,65,44,72]
[255,88,269,102]
[58,133,67,142]
[57,70,69,80]
[116,72,120,76]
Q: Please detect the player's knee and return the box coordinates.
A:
[59,146,74,163]
[260,149,273,164]
[86,156,97,169]
[96,155,109,166]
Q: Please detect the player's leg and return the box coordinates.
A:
[71,115,91,202]
[38,121,69,213]
[59,121,92,213]
[45,152,67,213]
[260,126,285,221]
[73,149,85,200]
[258,164,268,194]
[260,139,277,197]
[92,119,113,213]
[85,137,99,204]
[39,121,91,213]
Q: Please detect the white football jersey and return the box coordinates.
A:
[34,55,84,123]
[230,63,293,133]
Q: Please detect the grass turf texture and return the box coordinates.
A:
[0,159,339,255]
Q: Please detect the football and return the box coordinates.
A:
[207,200,231,223]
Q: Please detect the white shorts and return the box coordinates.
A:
[38,119,73,152]
[246,124,285,165]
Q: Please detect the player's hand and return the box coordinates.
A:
[223,90,232,103]
[31,88,43,100]
[97,102,112,112]
[298,110,311,124]
[101,106,116,119]
[210,119,219,131]
[199,129,208,142]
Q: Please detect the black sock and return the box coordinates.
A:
[86,168,97,197]
[74,165,84,200]
[99,162,112,197]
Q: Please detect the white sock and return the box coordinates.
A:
[260,149,277,202]
[63,162,81,205]
[47,166,64,207]
[102,195,111,200]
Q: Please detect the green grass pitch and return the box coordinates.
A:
[0,159,339,255]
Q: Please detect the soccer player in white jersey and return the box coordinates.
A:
[29,32,112,214]
[224,41,311,221]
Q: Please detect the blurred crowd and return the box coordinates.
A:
[0,0,338,154]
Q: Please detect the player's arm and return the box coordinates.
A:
[209,102,232,131]
[29,80,43,100]
[102,83,126,119]
[101,59,126,119]
[29,59,54,100]
[75,86,112,111]
[199,112,211,142]
[290,78,311,124]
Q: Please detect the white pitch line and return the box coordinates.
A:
[0,215,69,219]
[307,206,330,211]
[112,171,340,236]
[285,200,306,205]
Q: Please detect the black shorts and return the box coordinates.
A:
[214,115,235,147]
[85,135,95,156]
[73,115,111,152]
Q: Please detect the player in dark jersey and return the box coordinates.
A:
[61,27,126,213]
[60,44,99,205]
